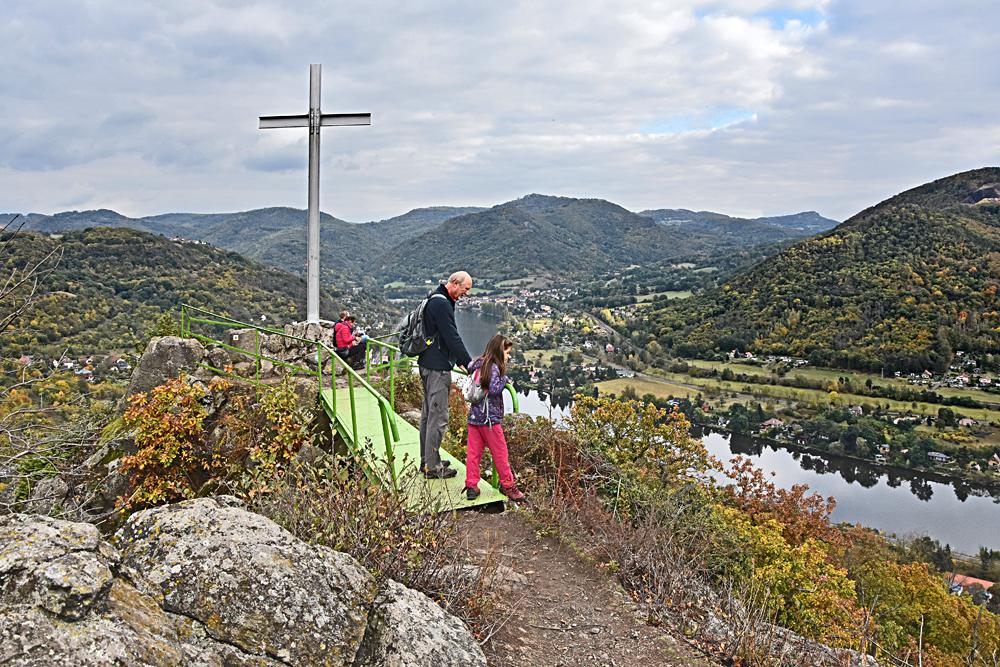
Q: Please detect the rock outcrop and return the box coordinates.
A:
[126,336,206,398]
[354,579,486,667]
[1,497,486,666]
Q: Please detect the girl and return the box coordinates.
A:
[463,334,525,501]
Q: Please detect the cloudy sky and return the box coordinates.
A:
[1,1,997,222]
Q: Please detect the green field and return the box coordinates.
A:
[655,370,1000,423]
[635,290,694,303]
[522,348,562,366]
[683,359,775,379]
[597,377,704,400]
[682,359,1000,406]
[497,276,536,287]
[382,281,407,289]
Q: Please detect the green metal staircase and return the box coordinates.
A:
[180,304,515,512]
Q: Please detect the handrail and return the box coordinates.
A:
[179,304,521,490]
[180,304,401,485]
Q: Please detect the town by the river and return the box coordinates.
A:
[457,309,1000,555]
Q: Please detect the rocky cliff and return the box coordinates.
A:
[1,496,485,666]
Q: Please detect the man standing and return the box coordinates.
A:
[418,271,473,478]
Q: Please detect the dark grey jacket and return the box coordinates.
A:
[417,284,472,371]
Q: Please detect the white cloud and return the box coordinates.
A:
[0,0,996,222]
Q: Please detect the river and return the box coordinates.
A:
[456,309,1000,553]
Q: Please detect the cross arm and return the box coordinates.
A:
[259,114,309,129]
[259,113,371,129]
[320,113,371,126]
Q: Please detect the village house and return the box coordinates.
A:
[946,574,995,599]
[928,451,952,464]
[761,418,784,430]
[989,453,1000,470]
[848,405,864,417]
[958,417,978,427]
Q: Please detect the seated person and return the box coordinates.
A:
[334,315,367,369]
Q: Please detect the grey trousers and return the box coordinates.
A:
[419,367,451,470]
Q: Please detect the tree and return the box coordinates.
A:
[937,407,957,428]
[1,216,69,513]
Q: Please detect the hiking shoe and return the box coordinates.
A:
[464,486,481,500]
[423,466,457,479]
[500,483,526,501]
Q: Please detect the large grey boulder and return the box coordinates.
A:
[1,498,485,666]
[354,579,487,667]
[0,514,192,665]
[115,496,377,666]
[126,336,205,398]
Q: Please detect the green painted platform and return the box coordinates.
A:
[320,387,506,512]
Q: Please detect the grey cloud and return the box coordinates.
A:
[0,0,997,222]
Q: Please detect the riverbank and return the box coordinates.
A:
[694,423,1000,497]
[457,308,1000,553]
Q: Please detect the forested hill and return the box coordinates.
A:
[3,227,336,358]
[14,198,830,285]
[647,168,1000,372]
[639,209,837,242]
[18,206,486,284]
[376,194,717,280]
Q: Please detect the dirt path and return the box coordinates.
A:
[456,509,717,667]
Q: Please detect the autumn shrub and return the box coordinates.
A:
[570,395,712,483]
[722,456,843,548]
[504,412,594,504]
[119,375,314,509]
[219,377,314,496]
[712,504,863,645]
[119,376,229,508]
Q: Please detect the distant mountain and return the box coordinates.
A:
[753,211,838,233]
[363,206,487,241]
[11,199,830,285]
[639,209,837,242]
[16,206,484,282]
[376,194,715,280]
[647,168,1000,372]
[20,209,158,234]
[2,227,336,358]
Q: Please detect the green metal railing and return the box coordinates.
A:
[179,304,519,488]
[181,305,401,486]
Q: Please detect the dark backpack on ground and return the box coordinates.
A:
[397,293,447,357]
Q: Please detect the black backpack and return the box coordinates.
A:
[397,293,447,356]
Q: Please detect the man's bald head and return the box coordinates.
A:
[446,271,473,299]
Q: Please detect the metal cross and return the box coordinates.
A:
[259,64,371,324]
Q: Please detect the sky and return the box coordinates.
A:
[1,1,998,223]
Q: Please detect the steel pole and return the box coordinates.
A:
[306,64,322,324]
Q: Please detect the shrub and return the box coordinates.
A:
[220,377,314,495]
[371,362,424,413]
[570,395,711,483]
[119,375,313,509]
[119,376,227,508]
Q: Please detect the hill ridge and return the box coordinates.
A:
[645,167,1000,371]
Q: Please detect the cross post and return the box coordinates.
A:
[259,64,371,324]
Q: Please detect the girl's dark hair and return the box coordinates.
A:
[480,334,513,390]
